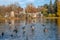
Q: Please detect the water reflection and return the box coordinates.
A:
[0,18,60,40]
[57,18,60,40]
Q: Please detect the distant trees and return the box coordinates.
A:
[0,1,58,17]
[8,3,23,13]
[25,4,37,13]
[0,6,6,17]
[0,3,23,17]
[54,0,57,14]
[57,0,60,16]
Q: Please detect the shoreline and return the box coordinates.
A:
[0,17,60,20]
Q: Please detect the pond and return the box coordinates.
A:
[0,18,60,40]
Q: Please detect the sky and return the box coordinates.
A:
[0,0,55,8]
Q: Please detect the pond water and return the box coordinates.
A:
[0,18,60,40]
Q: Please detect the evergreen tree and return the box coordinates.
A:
[54,0,57,16]
[48,0,54,14]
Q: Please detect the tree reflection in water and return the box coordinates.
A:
[0,18,59,40]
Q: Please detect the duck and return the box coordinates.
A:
[13,29,18,33]
[23,29,26,34]
[44,28,48,32]
[22,26,25,30]
[31,26,34,31]
[1,32,4,37]
[9,22,11,24]
[42,24,45,26]
[22,26,26,34]
[10,34,13,37]
[13,26,18,33]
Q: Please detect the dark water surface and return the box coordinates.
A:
[0,18,60,40]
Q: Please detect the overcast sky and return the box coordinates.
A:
[0,0,55,8]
